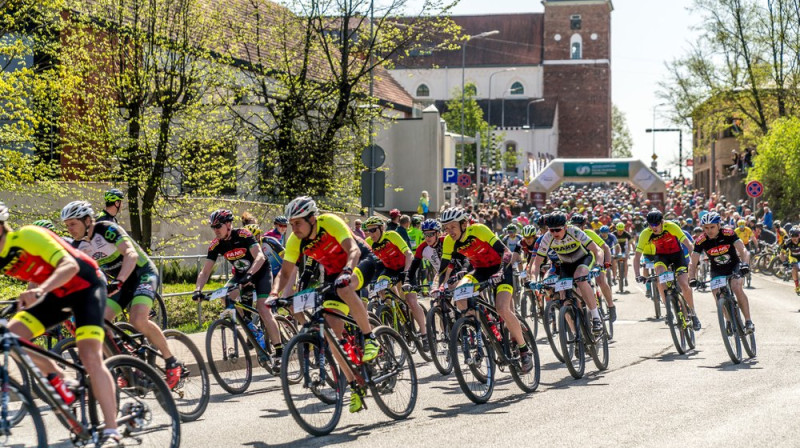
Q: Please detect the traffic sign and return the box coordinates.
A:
[457,173,471,188]
[361,145,385,169]
[746,180,763,198]
[443,168,458,184]
[361,170,385,208]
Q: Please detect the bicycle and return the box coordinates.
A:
[592,271,613,340]
[274,284,417,436]
[703,273,757,364]
[202,284,298,394]
[516,268,540,339]
[615,253,627,294]
[537,275,564,363]
[371,277,431,362]
[0,322,180,447]
[54,317,210,422]
[643,259,662,319]
[116,291,168,330]
[658,269,696,355]
[448,280,540,404]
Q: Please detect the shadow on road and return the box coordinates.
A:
[424,390,530,419]
[541,370,608,391]
[244,418,419,447]
[697,358,761,371]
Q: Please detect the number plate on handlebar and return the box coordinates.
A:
[372,279,389,294]
[518,270,527,279]
[645,262,655,269]
[542,276,558,286]
[209,288,229,301]
[554,278,573,292]
[658,271,675,284]
[710,276,727,290]
[293,289,318,313]
[453,284,476,302]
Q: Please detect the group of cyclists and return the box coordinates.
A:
[0,180,794,445]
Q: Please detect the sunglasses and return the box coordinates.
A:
[423,232,438,237]
[366,227,381,234]
[548,227,564,232]
[649,223,661,228]
[211,224,223,229]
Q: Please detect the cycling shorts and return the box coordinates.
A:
[464,264,513,295]
[108,267,159,315]
[654,252,687,273]
[560,253,595,279]
[377,267,404,285]
[324,256,377,292]
[11,281,106,343]
[226,265,273,301]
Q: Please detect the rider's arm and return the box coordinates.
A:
[733,239,750,264]
[632,251,642,278]
[114,239,140,283]
[194,259,217,291]
[246,244,266,275]
[340,238,362,273]
[587,241,602,266]
[437,235,455,286]
[407,257,422,285]
[688,252,700,279]
[271,259,298,296]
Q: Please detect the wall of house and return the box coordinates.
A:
[390,66,544,102]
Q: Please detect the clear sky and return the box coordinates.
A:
[406,0,701,176]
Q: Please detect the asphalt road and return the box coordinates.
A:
[29,271,800,447]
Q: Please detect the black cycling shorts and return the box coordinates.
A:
[654,251,687,273]
[465,264,513,294]
[227,265,273,301]
[108,267,159,315]
[324,256,377,292]
[560,254,595,279]
[12,281,106,343]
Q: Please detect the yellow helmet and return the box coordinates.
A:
[245,224,262,239]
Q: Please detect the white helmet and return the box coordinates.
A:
[0,202,8,222]
[284,196,318,220]
[439,207,468,224]
[61,201,94,221]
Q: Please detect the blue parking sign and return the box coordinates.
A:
[443,168,458,184]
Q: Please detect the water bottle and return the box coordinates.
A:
[341,338,361,365]
[48,374,76,406]
[484,310,502,342]
[247,321,266,350]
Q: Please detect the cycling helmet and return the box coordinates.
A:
[61,201,94,221]
[506,224,517,233]
[439,207,468,224]
[389,209,401,219]
[209,209,234,226]
[737,219,746,227]
[570,214,586,226]
[244,224,262,239]
[284,196,318,220]
[0,202,8,222]
[411,215,423,226]
[774,220,782,227]
[421,219,441,232]
[536,214,547,228]
[686,218,694,225]
[104,188,125,203]
[273,215,288,226]
[699,212,721,225]
[33,219,55,231]
[599,225,610,234]
[693,226,703,234]
[646,209,663,226]
[790,227,800,237]
[522,225,536,238]
[545,212,567,229]
[615,222,625,231]
[363,216,385,228]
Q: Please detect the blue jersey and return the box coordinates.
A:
[681,230,694,260]
[534,234,560,263]
[262,236,284,278]
[602,233,618,254]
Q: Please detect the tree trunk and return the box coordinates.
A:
[126,107,144,244]
[139,108,173,251]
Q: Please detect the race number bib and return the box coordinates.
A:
[658,271,675,284]
[372,279,389,294]
[518,270,527,279]
[453,284,476,302]
[542,276,558,286]
[209,287,229,301]
[710,276,727,290]
[293,289,317,313]
[645,262,655,270]
[554,278,573,292]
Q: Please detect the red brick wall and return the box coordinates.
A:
[542,1,612,159]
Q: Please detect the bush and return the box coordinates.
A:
[162,282,226,332]
[160,261,201,284]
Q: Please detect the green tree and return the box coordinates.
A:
[441,83,503,173]
[747,116,800,220]
[611,104,633,158]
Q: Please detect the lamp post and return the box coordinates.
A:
[460,30,499,177]
[526,98,545,128]
[488,67,515,177]
[651,103,667,170]
[646,127,683,178]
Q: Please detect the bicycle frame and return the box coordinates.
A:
[457,282,520,367]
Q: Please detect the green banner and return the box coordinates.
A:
[563,162,629,178]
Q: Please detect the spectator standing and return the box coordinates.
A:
[418,190,430,218]
[353,219,366,239]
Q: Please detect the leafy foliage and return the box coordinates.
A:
[611,104,633,158]
[441,83,504,171]
[747,116,800,220]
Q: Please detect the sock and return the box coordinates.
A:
[518,343,529,353]
[591,308,601,320]
[366,332,376,340]
[104,428,120,437]
[273,344,283,357]
[795,279,799,287]
[164,356,177,367]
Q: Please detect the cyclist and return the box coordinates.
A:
[246,224,285,280]
[264,215,288,244]
[774,220,788,246]
[780,227,800,294]
[0,203,122,446]
[503,224,522,256]
[96,188,125,223]
[689,212,754,333]
[734,219,756,253]
[437,207,535,373]
[269,197,379,413]
[613,222,633,289]
[193,209,284,369]
[633,209,699,330]
[531,212,605,333]
[408,219,447,288]
[408,215,424,251]
[362,216,427,349]
[570,215,616,322]
[599,225,621,285]
[60,201,183,389]
[531,215,561,280]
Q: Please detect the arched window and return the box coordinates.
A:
[510,82,524,95]
[416,84,430,97]
[570,33,582,59]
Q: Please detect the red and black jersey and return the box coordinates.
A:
[693,228,740,270]
[207,228,262,274]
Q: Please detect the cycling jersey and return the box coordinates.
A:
[636,221,687,255]
[520,238,536,259]
[533,234,560,263]
[733,227,754,245]
[366,230,409,272]
[207,228,263,274]
[584,229,607,249]
[503,235,522,254]
[781,239,800,260]
[262,235,284,278]
[283,214,372,275]
[83,221,154,278]
[602,233,619,254]
[693,228,741,275]
[536,226,593,264]
[412,237,444,273]
[614,230,632,251]
[441,223,505,269]
[95,210,117,223]
[775,228,788,246]
[407,227,423,250]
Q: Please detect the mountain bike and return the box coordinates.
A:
[274,284,417,436]
[449,280,540,404]
[703,273,757,364]
[0,322,180,447]
[537,275,564,362]
[516,268,540,339]
[202,284,297,394]
[659,269,696,355]
[643,259,662,319]
[593,272,613,340]
[425,287,460,376]
[370,277,431,362]
[615,253,627,294]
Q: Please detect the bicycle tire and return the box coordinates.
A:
[543,300,565,363]
[156,330,210,422]
[717,296,742,364]
[151,293,168,330]
[105,354,181,448]
[280,332,344,437]
[559,305,585,379]
[652,285,662,319]
[367,326,418,420]
[409,303,432,362]
[275,315,302,384]
[666,294,690,354]
[522,290,539,340]
[765,256,779,277]
[734,302,757,359]
[0,378,46,446]
[509,321,540,393]
[587,312,609,371]
[426,305,453,375]
[205,319,252,394]
[449,316,495,404]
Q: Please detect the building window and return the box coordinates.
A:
[505,142,517,171]
[570,33,582,59]
[416,84,430,97]
[510,82,524,95]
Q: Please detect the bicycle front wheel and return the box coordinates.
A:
[666,295,693,354]
[543,300,564,363]
[280,332,344,437]
[717,297,742,364]
[155,330,211,422]
[449,316,495,404]
[559,305,585,379]
[205,319,252,394]
[652,286,662,319]
[509,321,540,393]
[0,378,46,446]
[367,326,418,420]
[151,293,168,330]
[426,305,453,375]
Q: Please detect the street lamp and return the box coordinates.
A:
[525,98,545,128]
[646,127,684,178]
[488,67,516,176]
[651,103,668,169]
[460,30,499,175]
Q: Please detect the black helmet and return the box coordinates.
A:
[209,209,235,226]
[545,212,567,229]
[570,214,586,226]
[646,209,663,226]
[536,214,547,228]
[790,227,800,237]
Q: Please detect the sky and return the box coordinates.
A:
[406,0,701,176]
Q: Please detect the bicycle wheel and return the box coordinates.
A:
[652,285,662,319]
[449,316,495,404]
[0,377,46,446]
[151,293,168,330]
[407,303,432,362]
[733,303,757,359]
[587,313,609,371]
[426,305,453,375]
[367,326,418,420]
[717,297,742,364]
[205,319,252,394]
[558,305,585,379]
[280,332,344,437]
[106,354,181,448]
[522,290,539,340]
[509,322,540,393]
[275,315,301,383]
[543,300,564,363]
[53,337,81,382]
[765,256,779,277]
[149,330,210,422]
[667,294,695,354]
